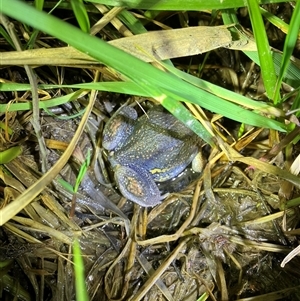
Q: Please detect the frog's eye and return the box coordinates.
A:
[103,106,137,151]
[114,165,162,207]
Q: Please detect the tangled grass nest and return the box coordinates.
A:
[1,98,300,300]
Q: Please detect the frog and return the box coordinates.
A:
[102,105,203,207]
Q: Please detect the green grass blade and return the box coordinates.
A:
[34,0,44,10]
[0,89,90,112]
[70,0,90,33]
[273,1,300,104]
[0,25,15,49]
[0,121,13,134]
[0,146,22,164]
[0,77,287,133]
[161,97,215,145]
[247,0,277,102]
[259,7,291,36]
[0,0,288,135]
[86,0,286,10]
[291,89,300,117]
[118,9,148,34]
[221,8,239,25]
[74,150,90,193]
[222,7,300,90]
[159,62,285,117]
[57,178,75,193]
[244,51,300,89]
[73,239,89,301]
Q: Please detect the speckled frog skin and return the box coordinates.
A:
[102,105,202,207]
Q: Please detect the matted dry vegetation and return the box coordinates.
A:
[0,2,300,301]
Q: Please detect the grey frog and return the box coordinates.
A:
[102,105,203,207]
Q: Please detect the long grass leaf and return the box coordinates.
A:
[247,0,277,102]
[273,1,300,104]
[73,240,89,301]
[0,0,288,135]
[86,0,286,10]
[259,7,293,37]
[244,51,300,89]
[70,0,90,33]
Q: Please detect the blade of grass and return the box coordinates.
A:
[273,1,300,105]
[245,50,300,89]
[160,97,215,145]
[73,239,89,301]
[118,9,148,34]
[0,25,15,49]
[259,6,294,37]
[158,62,285,117]
[0,121,13,134]
[35,0,44,10]
[74,150,90,193]
[0,146,22,164]
[221,9,300,89]
[0,88,90,112]
[247,0,277,102]
[71,0,90,33]
[0,0,214,144]
[0,79,287,134]
[0,79,288,134]
[221,8,239,26]
[0,0,288,136]
[291,89,300,117]
[86,0,285,10]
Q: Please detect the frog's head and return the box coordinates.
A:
[114,164,163,207]
[102,106,137,151]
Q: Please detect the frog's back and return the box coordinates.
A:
[114,107,199,181]
[146,107,196,138]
